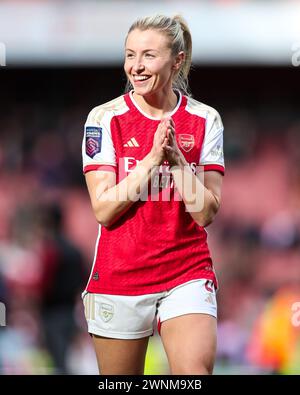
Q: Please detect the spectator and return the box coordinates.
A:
[37,203,87,374]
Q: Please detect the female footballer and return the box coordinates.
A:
[82,14,225,375]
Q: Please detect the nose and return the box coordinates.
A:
[132,57,145,73]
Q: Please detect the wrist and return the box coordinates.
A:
[169,151,186,168]
[147,151,162,167]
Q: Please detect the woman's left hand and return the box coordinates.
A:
[163,117,182,166]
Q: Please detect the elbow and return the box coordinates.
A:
[94,209,114,228]
[96,215,113,228]
[194,215,214,228]
[193,203,220,228]
[97,219,111,228]
[93,200,123,228]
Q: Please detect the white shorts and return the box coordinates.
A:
[82,279,217,340]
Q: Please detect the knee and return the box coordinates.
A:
[170,359,214,375]
[171,366,213,375]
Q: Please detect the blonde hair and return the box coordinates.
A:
[125,14,192,96]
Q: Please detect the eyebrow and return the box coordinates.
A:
[125,48,159,53]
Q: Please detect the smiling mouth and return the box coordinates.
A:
[132,75,151,82]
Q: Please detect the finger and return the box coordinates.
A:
[162,114,171,122]
[167,125,175,135]
[162,137,169,148]
[158,121,167,132]
[158,125,166,137]
[164,145,173,151]
[166,120,174,130]
[165,117,174,127]
[158,120,166,134]
[155,124,162,138]
[166,116,174,126]
[162,128,168,138]
[167,131,175,143]
[164,119,170,129]
[162,118,170,127]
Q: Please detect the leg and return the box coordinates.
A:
[92,334,150,375]
[42,306,75,374]
[160,313,217,375]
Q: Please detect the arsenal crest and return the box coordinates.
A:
[178,134,195,152]
[100,303,114,322]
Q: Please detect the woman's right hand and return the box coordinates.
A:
[149,119,169,166]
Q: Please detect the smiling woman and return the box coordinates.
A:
[124,28,181,118]
[124,15,192,118]
[81,14,225,375]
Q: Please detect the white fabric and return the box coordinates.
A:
[82,279,217,339]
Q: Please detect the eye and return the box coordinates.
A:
[126,53,134,59]
[145,53,155,58]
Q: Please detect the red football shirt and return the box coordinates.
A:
[82,90,225,295]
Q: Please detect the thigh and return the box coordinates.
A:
[157,279,218,374]
[92,334,150,375]
[82,291,158,374]
[160,313,217,375]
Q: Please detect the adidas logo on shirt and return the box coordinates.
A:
[124,137,139,147]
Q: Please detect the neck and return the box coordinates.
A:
[132,87,178,119]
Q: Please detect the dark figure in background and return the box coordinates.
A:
[38,203,87,374]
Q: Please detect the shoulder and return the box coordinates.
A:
[184,96,222,127]
[85,94,129,125]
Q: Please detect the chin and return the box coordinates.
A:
[133,87,152,97]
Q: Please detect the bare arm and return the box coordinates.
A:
[85,153,156,227]
[85,120,169,227]
[171,158,223,227]
[164,117,223,227]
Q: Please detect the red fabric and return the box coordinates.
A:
[85,93,220,295]
[157,318,162,336]
[203,164,225,175]
[83,164,116,174]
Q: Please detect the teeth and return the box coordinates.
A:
[133,75,150,81]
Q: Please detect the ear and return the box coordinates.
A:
[173,51,185,70]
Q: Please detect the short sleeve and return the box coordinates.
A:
[82,107,117,174]
[199,111,225,175]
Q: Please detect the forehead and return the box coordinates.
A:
[125,29,170,51]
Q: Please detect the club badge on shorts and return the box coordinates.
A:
[178,134,195,152]
[100,303,114,322]
[86,126,102,158]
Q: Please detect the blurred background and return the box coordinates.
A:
[0,0,300,375]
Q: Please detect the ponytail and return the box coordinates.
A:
[172,15,192,96]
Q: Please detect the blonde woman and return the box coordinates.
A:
[82,14,225,375]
